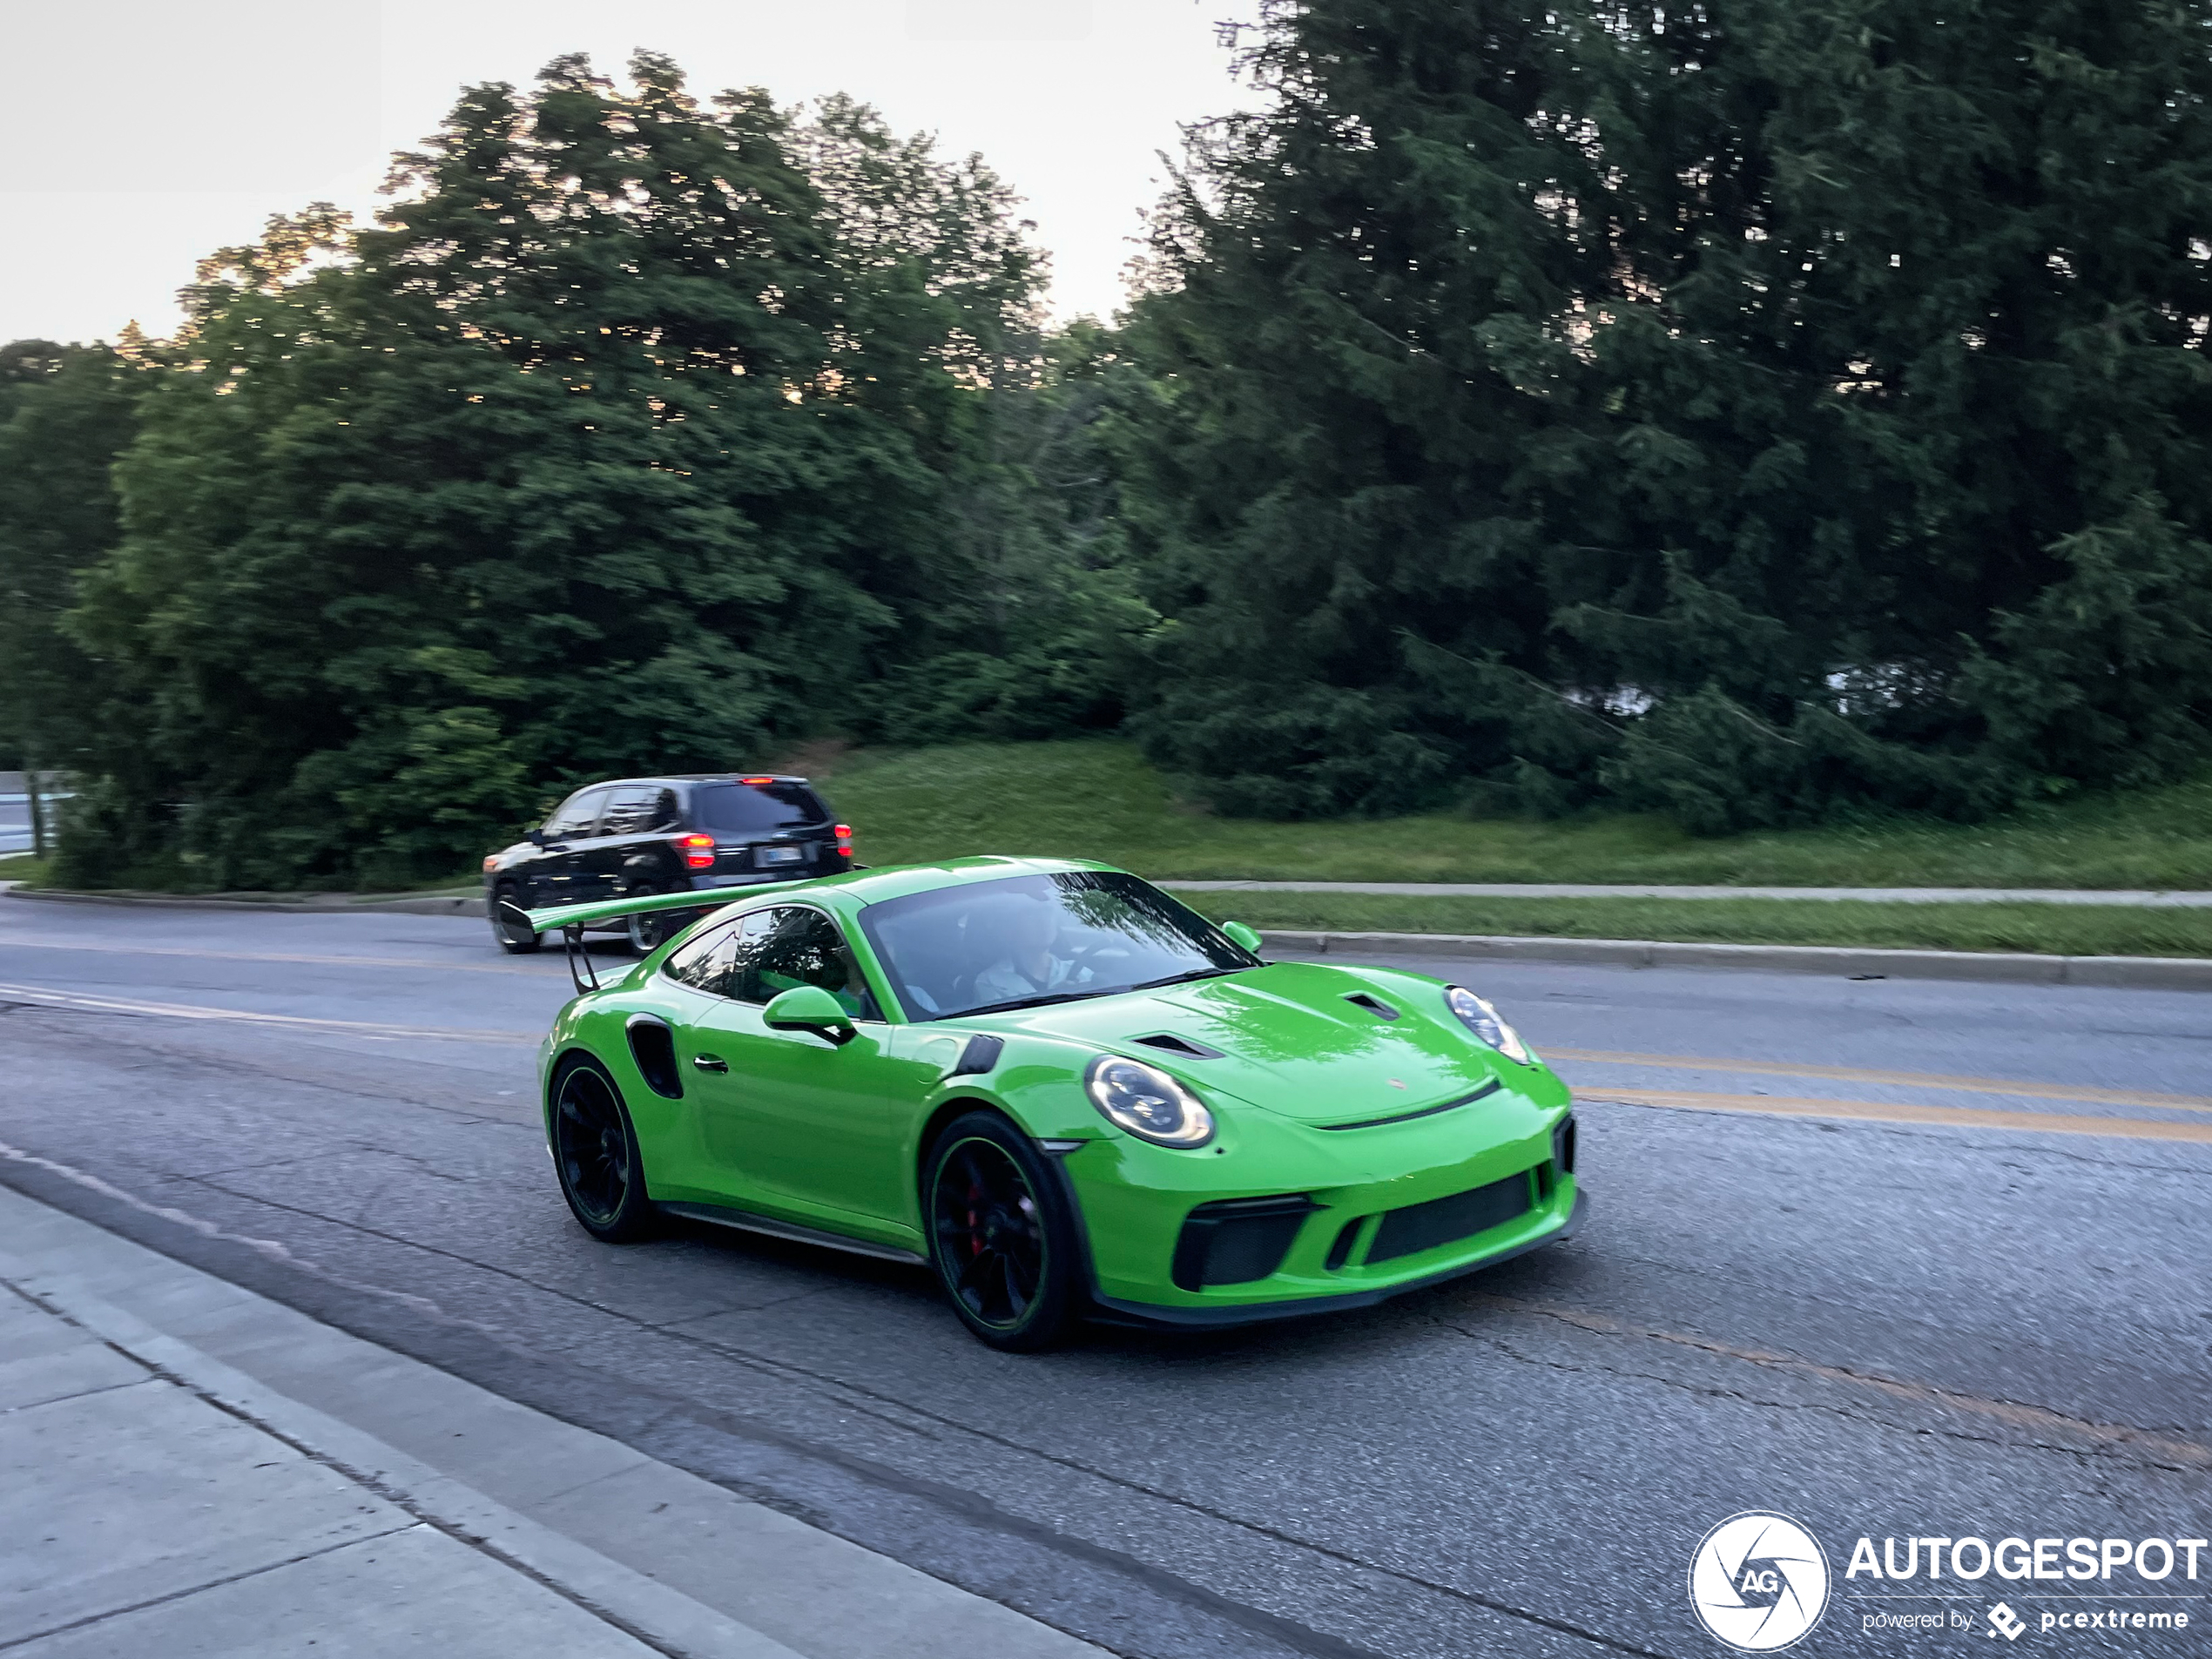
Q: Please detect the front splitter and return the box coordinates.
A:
[1086,1188,1588,1331]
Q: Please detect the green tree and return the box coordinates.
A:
[0,341,141,791]
[860,320,1160,744]
[65,53,1049,888]
[1124,0,2212,826]
[1118,0,1622,817]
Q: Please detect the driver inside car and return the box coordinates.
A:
[970,895,1094,1006]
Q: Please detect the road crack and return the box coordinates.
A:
[1441,1297,2212,1468]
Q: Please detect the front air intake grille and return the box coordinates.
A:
[1170,1195,1319,1291]
[1323,1217,1362,1272]
[1366,1174,1531,1267]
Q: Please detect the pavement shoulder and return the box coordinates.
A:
[0,884,483,918]
[1258,929,2212,991]
[1171,879,2212,906]
[0,1184,1106,1659]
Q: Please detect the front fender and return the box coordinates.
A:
[895,1028,1109,1164]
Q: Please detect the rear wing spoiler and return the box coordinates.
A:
[519,884,810,936]
[498,882,812,995]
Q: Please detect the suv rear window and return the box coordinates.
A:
[692,781,826,834]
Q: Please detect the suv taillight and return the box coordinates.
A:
[675,833,715,870]
[834,824,853,860]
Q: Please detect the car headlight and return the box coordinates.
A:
[1445,986,1534,1065]
[1084,1055,1216,1149]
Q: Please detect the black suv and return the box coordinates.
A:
[483,774,852,955]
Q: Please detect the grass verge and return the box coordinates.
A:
[1166,890,2212,958]
[826,740,2212,891]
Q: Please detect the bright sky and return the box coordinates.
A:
[0,0,1264,346]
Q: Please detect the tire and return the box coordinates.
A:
[550,1055,656,1242]
[490,885,542,954]
[925,1110,1080,1352]
[624,887,676,956]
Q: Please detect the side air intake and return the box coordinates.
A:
[626,1015,684,1100]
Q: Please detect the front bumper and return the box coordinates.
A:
[1058,1076,1581,1326]
[1089,1189,1587,1329]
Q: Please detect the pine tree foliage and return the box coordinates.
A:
[1124,0,2212,825]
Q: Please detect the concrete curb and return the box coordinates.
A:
[0,1249,805,1659]
[2,885,486,918]
[1181,880,2212,906]
[1258,928,2212,992]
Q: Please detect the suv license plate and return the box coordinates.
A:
[757,846,804,866]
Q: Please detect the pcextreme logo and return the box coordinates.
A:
[1689,1513,1832,1651]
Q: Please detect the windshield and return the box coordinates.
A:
[858,871,1261,1021]
[693,781,824,834]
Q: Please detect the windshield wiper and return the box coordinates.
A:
[953,967,1244,1019]
[1128,967,1244,992]
[952,989,1108,1017]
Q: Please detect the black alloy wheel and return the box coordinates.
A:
[926,1111,1077,1351]
[490,886,541,954]
[551,1057,654,1241]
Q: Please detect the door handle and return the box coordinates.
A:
[691,1054,729,1073]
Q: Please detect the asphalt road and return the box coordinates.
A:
[0,896,2206,1659]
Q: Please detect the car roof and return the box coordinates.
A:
[584,773,813,789]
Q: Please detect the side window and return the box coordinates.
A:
[662,911,772,998]
[732,907,881,1021]
[543,786,610,840]
[602,786,677,835]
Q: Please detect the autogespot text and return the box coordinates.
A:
[1845,1534,2207,1583]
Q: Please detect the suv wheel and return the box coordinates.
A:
[489,885,541,954]
[625,889,674,956]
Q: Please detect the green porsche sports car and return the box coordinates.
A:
[523,857,1584,1351]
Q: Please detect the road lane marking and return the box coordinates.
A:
[1549,1046,2212,1115]
[0,982,539,1045]
[1577,1087,2212,1144]
[0,934,554,977]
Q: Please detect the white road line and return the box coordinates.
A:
[0,934,551,977]
[1579,1088,2212,1145]
[0,981,539,1045]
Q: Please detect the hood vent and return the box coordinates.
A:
[1342,992,1400,1022]
[1135,1032,1224,1060]
[948,1035,1003,1077]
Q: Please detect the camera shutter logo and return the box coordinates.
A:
[1689,1513,1831,1651]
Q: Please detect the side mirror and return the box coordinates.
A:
[1220,920,1264,954]
[763,985,857,1047]
[525,827,548,846]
